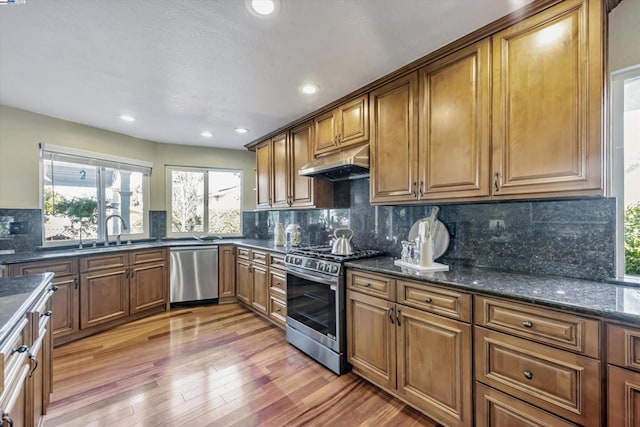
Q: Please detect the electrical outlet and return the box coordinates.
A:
[9,221,28,234]
[488,219,505,231]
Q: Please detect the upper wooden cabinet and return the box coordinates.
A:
[256,124,333,210]
[418,39,491,201]
[255,141,271,209]
[314,95,369,156]
[369,73,419,204]
[491,0,603,197]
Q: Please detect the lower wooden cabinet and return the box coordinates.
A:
[236,259,252,305]
[129,261,167,314]
[475,382,578,427]
[80,266,129,329]
[50,274,79,340]
[218,245,236,303]
[346,272,472,427]
[251,264,269,315]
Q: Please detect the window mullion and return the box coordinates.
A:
[203,171,209,233]
[97,166,106,242]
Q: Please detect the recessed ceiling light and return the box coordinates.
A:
[234,127,249,134]
[201,131,213,138]
[300,84,319,95]
[119,114,135,122]
[245,0,280,17]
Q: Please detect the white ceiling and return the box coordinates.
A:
[0,0,531,150]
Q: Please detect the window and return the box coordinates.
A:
[40,144,151,245]
[612,66,640,279]
[166,166,242,237]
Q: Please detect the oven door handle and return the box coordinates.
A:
[286,268,338,288]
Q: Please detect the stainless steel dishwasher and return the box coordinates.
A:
[170,246,219,305]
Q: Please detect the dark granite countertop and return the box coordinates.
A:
[0,273,54,344]
[345,257,640,324]
[0,239,286,265]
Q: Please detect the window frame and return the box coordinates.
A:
[165,165,243,238]
[39,144,152,247]
[611,65,640,279]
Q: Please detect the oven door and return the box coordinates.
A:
[286,267,341,353]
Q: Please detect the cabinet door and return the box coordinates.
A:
[419,39,490,200]
[0,365,28,427]
[608,365,640,427]
[336,94,369,149]
[397,305,472,427]
[50,275,79,339]
[289,122,314,207]
[491,0,603,197]
[313,110,337,155]
[251,264,269,315]
[346,290,396,390]
[255,141,271,209]
[129,261,167,314]
[236,260,252,305]
[271,132,290,208]
[80,267,129,328]
[218,245,236,303]
[370,73,419,204]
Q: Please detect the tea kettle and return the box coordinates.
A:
[331,228,355,255]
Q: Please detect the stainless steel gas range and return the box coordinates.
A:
[285,246,382,375]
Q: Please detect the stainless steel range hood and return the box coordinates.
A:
[299,144,369,181]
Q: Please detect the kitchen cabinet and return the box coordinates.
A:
[255,141,271,209]
[267,253,287,328]
[313,94,368,156]
[218,245,236,303]
[417,39,491,201]
[256,126,332,210]
[10,259,80,343]
[9,249,167,346]
[474,296,601,426]
[491,0,603,198]
[369,73,419,204]
[1,276,55,427]
[607,322,640,426]
[235,248,268,315]
[346,269,472,427]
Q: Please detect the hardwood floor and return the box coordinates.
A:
[45,304,437,426]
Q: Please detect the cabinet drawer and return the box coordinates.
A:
[251,250,267,265]
[237,247,251,260]
[0,317,29,395]
[269,253,286,271]
[30,288,54,338]
[608,323,640,372]
[130,248,166,264]
[10,258,78,277]
[475,296,600,358]
[80,253,129,273]
[474,327,601,426]
[397,279,471,322]
[347,270,395,300]
[269,294,286,328]
[475,382,578,427]
[269,270,286,295]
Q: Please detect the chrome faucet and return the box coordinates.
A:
[105,214,128,246]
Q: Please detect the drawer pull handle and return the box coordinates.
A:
[275,308,281,313]
[12,344,28,354]
[424,297,433,303]
[42,310,53,317]
[523,370,533,380]
[396,309,402,326]
[388,307,394,324]
[28,354,39,378]
[364,283,371,287]
[522,320,533,328]
[2,414,14,427]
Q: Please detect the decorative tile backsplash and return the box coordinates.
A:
[1,178,617,281]
[243,178,616,281]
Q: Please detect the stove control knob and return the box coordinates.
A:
[331,265,339,274]
[295,258,302,265]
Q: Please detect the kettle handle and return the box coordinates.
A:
[334,227,354,241]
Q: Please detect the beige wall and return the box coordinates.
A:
[0,105,256,211]
[609,0,640,72]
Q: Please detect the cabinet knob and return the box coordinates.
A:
[364,282,371,287]
[49,285,59,292]
[12,344,28,354]
[522,320,533,328]
[42,310,53,317]
[523,370,533,380]
[424,297,432,303]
